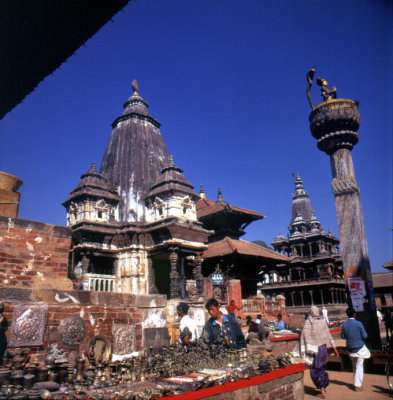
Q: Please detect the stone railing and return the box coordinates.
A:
[261,276,345,289]
[87,273,115,292]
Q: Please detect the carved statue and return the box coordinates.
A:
[317,77,337,102]
[306,67,337,108]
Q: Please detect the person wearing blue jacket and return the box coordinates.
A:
[341,308,370,392]
[274,313,286,331]
[203,298,246,350]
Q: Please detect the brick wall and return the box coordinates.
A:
[196,371,304,400]
[0,216,72,290]
[0,288,166,362]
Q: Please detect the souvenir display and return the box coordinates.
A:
[0,338,297,399]
[8,306,48,348]
[58,316,86,349]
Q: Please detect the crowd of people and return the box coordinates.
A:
[176,298,375,397]
[176,298,288,351]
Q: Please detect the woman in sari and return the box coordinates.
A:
[299,306,339,398]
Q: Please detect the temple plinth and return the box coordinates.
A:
[308,72,380,348]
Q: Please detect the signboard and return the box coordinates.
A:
[348,278,366,312]
[348,278,366,297]
[212,273,223,286]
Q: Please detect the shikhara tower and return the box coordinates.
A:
[100,80,171,223]
[63,81,209,298]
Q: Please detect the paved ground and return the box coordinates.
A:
[304,328,392,399]
[304,369,392,399]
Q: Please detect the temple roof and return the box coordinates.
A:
[290,174,315,227]
[145,157,197,200]
[372,271,393,288]
[203,237,290,261]
[196,189,264,240]
[99,81,170,223]
[63,162,119,206]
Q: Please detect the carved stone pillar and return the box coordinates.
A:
[329,288,334,304]
[300,291,304,306]
[179,257,186,299]
[309,94,380,347]
[319,289,325,305]
[290,292,295,307]
[309,290,314,305]
[169,248,180,299]
[194,253,204,298]
[147,256,158,294]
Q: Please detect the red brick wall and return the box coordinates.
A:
[0,216,71,289]
[0,289,160,362]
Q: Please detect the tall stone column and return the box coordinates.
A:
[194,253,205,298]
[308,72,380,348]
[147,256,158,294]
[169,248,180,299]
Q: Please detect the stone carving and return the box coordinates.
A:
[8,305,48,347]
[306,67,337,108]
[112,324,135,355]
[185,280,198,302]
[317,77,337,102]
[58,315,86,348]
[213,286,223,302]
[331,177,359,195]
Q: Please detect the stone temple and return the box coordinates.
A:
[261,174,348,319]
[63,81,210,300]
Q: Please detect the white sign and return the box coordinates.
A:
[348,278,366,297]
[350,293,364,312]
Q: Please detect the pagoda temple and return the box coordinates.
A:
[63,81,210,299]
[196,187,290,299]
[262,175,347,319]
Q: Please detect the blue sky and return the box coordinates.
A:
[1,0,392,272]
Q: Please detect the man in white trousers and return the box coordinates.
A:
[341,308,370,392]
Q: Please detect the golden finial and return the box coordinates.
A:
[131,79,139,95]
[199,184,206,199]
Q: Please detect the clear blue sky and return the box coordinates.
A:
[1,0,392,272]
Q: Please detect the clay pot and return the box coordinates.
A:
[23,374,35,390]
[11,370,24,387]
[36,366,48,382]
[0,367,10,386]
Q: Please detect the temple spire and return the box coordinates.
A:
[290,174,315,229]
[216,188,225,204]
[199,184,206,199]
